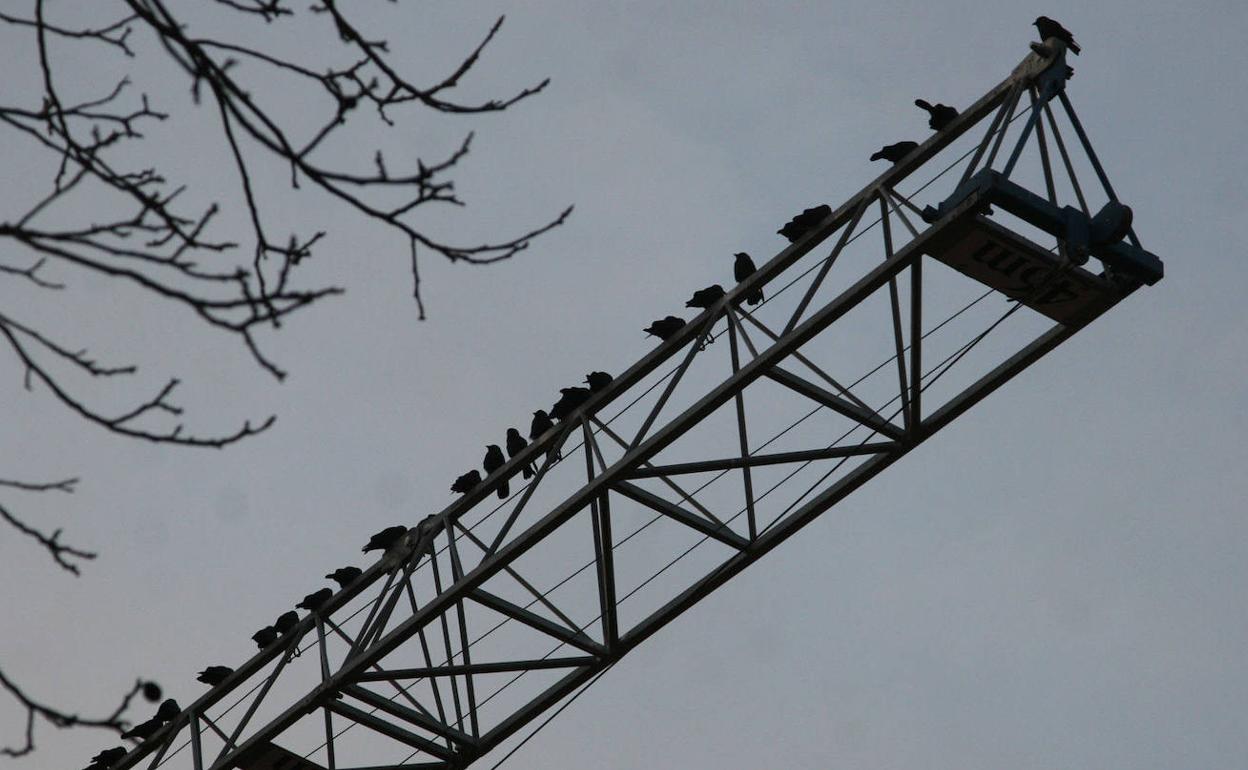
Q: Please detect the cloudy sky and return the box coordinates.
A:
[3,1,1246,769]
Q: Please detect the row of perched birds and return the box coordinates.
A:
[446,369,615,501]
[85,518,447,769]
[869,16,1080,167]
[349,19,1092,607]
[81,694,181,769]
[426,19,1097,502]
[439,247,788,504]
[85,527,419,760]
[83,16,1084,769]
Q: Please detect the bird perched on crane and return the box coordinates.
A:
[362,525,408,553]
[1034,16,1080,54]
[734,253,764,305]
[483,444,508,498]
[506,427,535,478]
[251,625,278,649]
[297,587,334,613]
[196,666,233,686]
[550,386,592,421]
[154,698,180,722]
[529,410,561,460]
[529,409,554,440]
[686,285,725,309]
[86,746,127,769]
[870,141,918,164]
[778,204,831,242]
[451,469,482,494]
[325,566,362,588]
[644,316,686,341]
[121,716,164,741]
[914,99,959,131]
[273,610,299,635]
[585,371,613,392]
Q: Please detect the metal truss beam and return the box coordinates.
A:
[108,37,1163,770]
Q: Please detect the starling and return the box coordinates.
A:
[483,444,508,499]
[685,285,725,309]
[140,681,162,702]
[644,316,686,341]
[550,387,592,421]
[325,566,362,588]
[297,587,334,612]
[154,698,180,722]
[733,252,764,305]
[777,204,832,242]
[362,525,408,553]
[915,99,959,131]
[273,610,299,635]
[451,469,482,494]
[196,666,233,686]
[870,141,918,164]
[1034,16,1080,54]
[90,746,127,766]
[506,427,535,478]
[251,626,278,649]
[585,371,613,392]
[120,716,164,741]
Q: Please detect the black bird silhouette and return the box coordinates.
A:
[644,316,686,341]
[777,204,831,242]
[154,698,180,722]
[1034,15,1080,54]
[483,444,508,498]
[550,387,592,421]
[451,469,482,494]
[196,666,233,686]
[121,716,164,741]
[325,566,362,588]
[685,285,725,309]
[915,99,959,131]
[90,746,127,766]
[529,409,554,440]
[273,610,299,635]
[297,587,334,612]
[733,252,764,305]
[506,428,535,478]
[529,410,560,460]
[870,141,918,164]
[251,626,278,649]
[362,525,408,553]
[585,371,613,392]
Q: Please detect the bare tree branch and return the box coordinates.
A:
[0,671,156,757]
[0,477,92,574]
[1,2,568,758]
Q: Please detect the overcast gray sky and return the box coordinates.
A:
[3,2,1247,769]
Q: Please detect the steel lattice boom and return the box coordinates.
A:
[106,35,1163,770]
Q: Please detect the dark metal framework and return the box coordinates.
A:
[108,37,1163,770]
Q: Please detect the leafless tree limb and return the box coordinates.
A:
[0,672,156,758]
[2,1,567,758]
